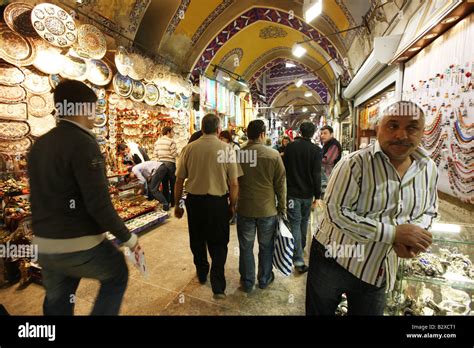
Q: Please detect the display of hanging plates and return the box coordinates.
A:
[0,64,25,86]
[108,93,120,105]
[115,46,132,76]
[60,54,88,81]
[73,24,106,59]
[0,120,30,140]
[27,114,56,137]
[93,113,107,128]
[130,79,145,102]
[27,92,55,117]
[96,98,107,113]
[0,103,27,121]
[49,74,62,89]
[113,73,133,97]
[125,99,134,109]
[86,59,112,86]
[31,3,77,47]
[0,23,36,66]
[181,94,190,110]
[128,53,147,81]
[4,2,37,37]
[163,90,175,109]
[144,83,159,106]
[32,38,64,75]
[0,85,26,104]
[92,126,108,138]
[0,137,32,154]
[21,67,51,94]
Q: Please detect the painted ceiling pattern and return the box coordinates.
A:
[219,48,244,67]
[166,0,192,35]
[259,25,288,39]
[190,0,235,46]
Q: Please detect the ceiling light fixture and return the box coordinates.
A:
[304,91,312,97]
[302,107,308,112]
[222,75,231,82]
[285,62,296,68]
[304,0,322,23]
[398,56,409,61]
[408,46,421,52]
[441,16,459,24]
[295,78,303,88]
[424,33,438,40]
[292,43,307,58]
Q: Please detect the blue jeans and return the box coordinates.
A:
[38,240,129,315]
[306,239,386,315]
[287,197,313,266]
[237,215,277,289]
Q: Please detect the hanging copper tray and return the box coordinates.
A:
[27,92,55,117]
[0,86,26,104]
[86,59,113,86]
[144,83,159,106]
[60,54,88,81]
[0,103,28,121]
[4,2,37,37]
[21,67,51,94]
[31,3,77,48]
[73,24,106,59]
[0,120,30,140]
[0,23,36,67]
[115,46,132,76]
[27,114,56,137]
[0,64,25,86]
[113,74,133,97]
[130,79,145,102]
[0,137,32,154]
[32,37,64,75]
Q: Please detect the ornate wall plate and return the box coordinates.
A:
[173,94,182,110]
[32,38,64,74]
[27,92,55,117]
[181,94,190,110]
[0,64,25,86]
[144,83,159,106]
[115,46,132,76]
[0,23,36,66]
[60,54,88,81]
[49,74,62,89]
[93,113,107,128]
[128,53,147,81]
[27,114,56,137]
[4,2,37,37]
[108,93,120,105]
[113,74,132,97]
[130,79,145,102]
[86,59,112,86]
[31,3,77,47]
[0,120,30,140]
[96,98,107,113]
[0,86,26,104]
[73,24,106,59]
[0,137,32,154]
[0,103,27,120]
[21,67,51,94]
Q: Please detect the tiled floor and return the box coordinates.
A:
[0,197,471,316]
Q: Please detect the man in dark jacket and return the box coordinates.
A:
[28,80,139,315]
[117,142,149,165]
[283,122,322,273]
[320,125,342,196]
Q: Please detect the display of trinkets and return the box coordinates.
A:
[31,3,77,47]
[0,177,28,195]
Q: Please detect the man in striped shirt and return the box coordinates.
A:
[153,126,178,207]
[307,101,437,315]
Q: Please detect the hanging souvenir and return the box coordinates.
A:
[130,79,146,102]
[144,83,159,105]
[31,3,77,47]
[96,98,107,113]
[0,23,36,66]
[113,74,133,97]
[0,86,26,104]
[32,38,64,75]
[49,74,62,89]
[27,92,55,117]
[4,2,37,37]
[0,137,32,154]
[128,53,147,81]
[73,24,106,59]
[0,120,30,140]
[115,46,132,77]
[93,113,107,128]
[86,59,113,86]
[21,67,51,94]
[0,103,28,121]
[173,94,182,110]
[60,54,88,81]
[0,63,25,86]
[27,114,56,137]
[108,93,120,105]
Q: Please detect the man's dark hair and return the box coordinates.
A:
[117,143,128,152]
[188,130,203,143]
[219,130,232,143]
[162,126,173,136]
[201,114,220,134]
[299,121,316,138]
[247,120,266,140]
[54,80,97,118]
[320,125,334,134]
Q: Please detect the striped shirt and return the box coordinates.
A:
[153,136,178,163]
[315,141,438,291]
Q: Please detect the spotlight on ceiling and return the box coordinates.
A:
[285,62,296,68]
[295,78,303,88]
[304,0,322,23]
[302,107,308,112]
[292,43,307,58]
[222,75,231,82]
[304,91,312,97]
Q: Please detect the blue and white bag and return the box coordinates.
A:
[273,216,294,276]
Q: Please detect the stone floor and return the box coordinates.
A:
[0,196,471,316]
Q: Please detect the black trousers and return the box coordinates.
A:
[185,194,229,294]
[161,161,176,206]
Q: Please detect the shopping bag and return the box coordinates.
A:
[273,216,294,276]
[125,245,148,279]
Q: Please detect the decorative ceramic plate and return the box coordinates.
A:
[73,24,106,59]
[163,90,175,109]
[0,23,36,66]
[96,98,107,113]
[4,2,37,37]
[181,95,190,110]
[21,67,51,94]
[0,120,30,140]
[27,114,56,137]
[0,103,27,120]
[49,74,62,89]
[93,113,107,128]
[32,38,64,74]
[86,59,112,86]
[144,83,159,106]
[0,137,32,154]
[0,86,26,104]
[128,53,147,81]
[125,99,134,109]
[60,54,88,81]
[27,92,55,117]
[115,46,132,76]
[92,87,106,99]
[173,94,182,110]
[130,79,145,102]
[108,93,120,105]
[31,3,77,47]
[157,86,166,106]
[113,74,133,97]
[92,126,108,138]
[0,64,25,86]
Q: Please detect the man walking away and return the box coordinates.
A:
[153,126,178,207]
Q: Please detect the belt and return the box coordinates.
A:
[187,193,228,199]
